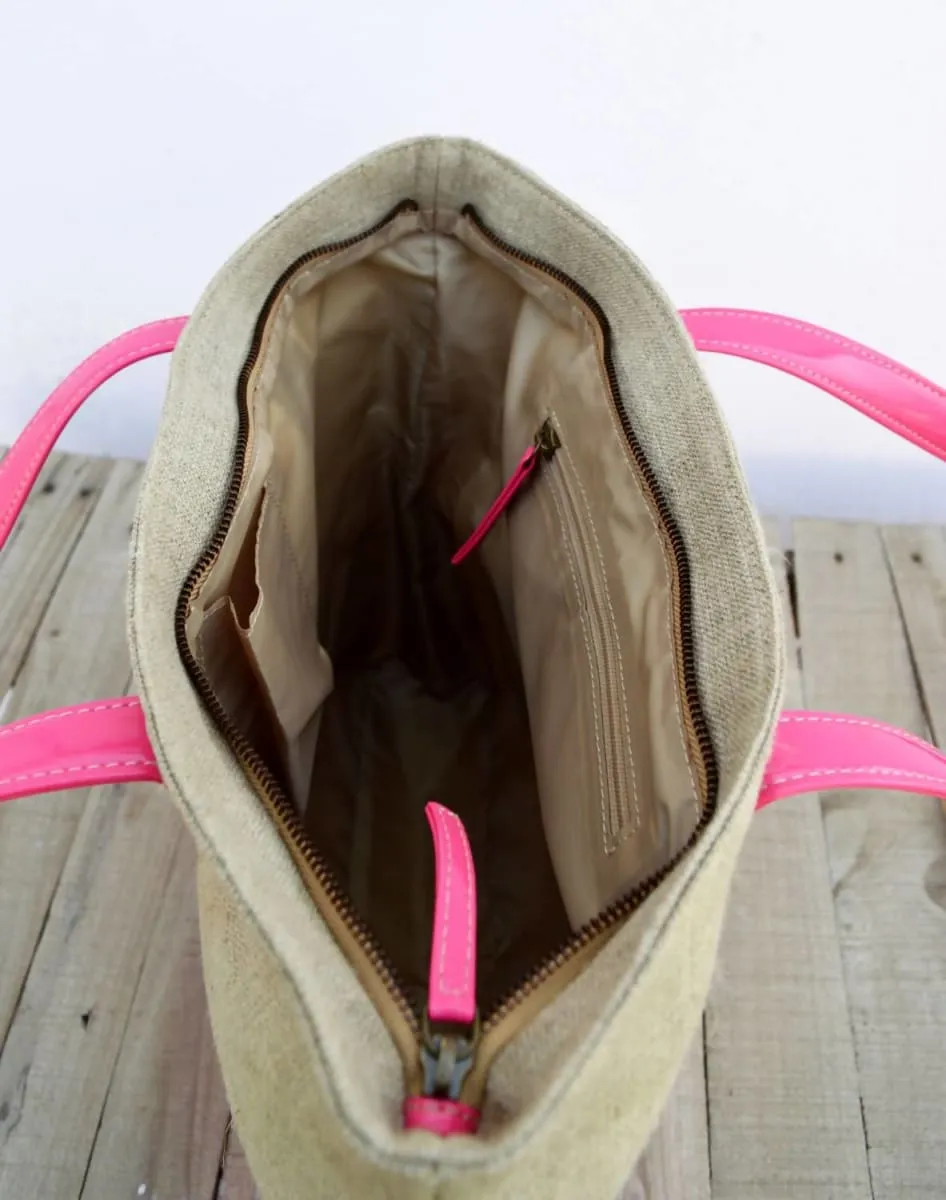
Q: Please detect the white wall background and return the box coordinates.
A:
[1,0,945,520]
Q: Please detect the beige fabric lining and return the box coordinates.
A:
[184,212,702,1018]
[130,138,783,1194]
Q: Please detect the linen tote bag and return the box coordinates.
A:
[3,137,946,1199]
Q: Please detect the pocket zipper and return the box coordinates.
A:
[451,418,561,565]
[452,417,636,850]
[543,425,638,848]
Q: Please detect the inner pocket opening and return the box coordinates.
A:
[184,210,701,1018]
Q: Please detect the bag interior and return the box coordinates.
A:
[182,205,706,1020]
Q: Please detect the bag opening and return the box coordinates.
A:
[177,199,714,1092]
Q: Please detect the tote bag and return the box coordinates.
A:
[2,138,946,1199]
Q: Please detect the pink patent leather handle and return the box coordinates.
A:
[681,308,946,464]
[759,712,946,808]
[0,319,184,800]
[0,697,161,801]
[3,310,946,808]
[0,318,188,550]
[425,801,478,1025]
[4,309,943,564]
[3,701,944,810]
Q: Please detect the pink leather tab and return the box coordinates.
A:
[760,710,946,809]
[424,801,477,1026]
[403,1096,481,1137]
[452,443,540,564]
[0,317,187,553]
[681,308,946,465]
[0,697,162,803]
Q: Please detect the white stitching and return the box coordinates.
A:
[0,322,182,535]
[555,424,641,842]
[0,698,141,740]
[766,765,946,788]
[545,469,610,852]
[532,297,696,810]
[433,807,474,999]
[0,759,158,787]
[690,310,946,404]
[778,712,943,758]
[696,336,946,460]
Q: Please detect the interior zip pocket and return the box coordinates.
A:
[453,418,639,852]
[542,421,639,850]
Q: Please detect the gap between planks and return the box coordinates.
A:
[0,454,230,1199]
[705,518,871,1200]
[793,519,946,1200]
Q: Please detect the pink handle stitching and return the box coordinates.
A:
[687,309,946,403]
[431,806,473,997]
[696,338,946,461]
[0,321,183,536]
[778,713,943,758]
[0,759,158,787]
[0,698,141,740]
[767,766,946,788]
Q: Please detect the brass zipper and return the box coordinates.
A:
[173,199,719,1078]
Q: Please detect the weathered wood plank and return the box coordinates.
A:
[0,775,180,1198]
[0,459,143,1042]
[619,1033,711,1200]
[794,518,946,1199]
[0,452,113,693]
[217,1130,260,1200]
[705,519,871,1199]
[882,525,946,818]
[80,837,230,1200]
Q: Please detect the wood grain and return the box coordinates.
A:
[705,518,871,1199]
[882,525,946,818]
[0,459,143,1042]
[216,1129,260,1200]
[0,772,179,1198]
[619,1033,711,1200]
[0,453,112,693]
[794,518,946,1199]
[80,837,230,1200]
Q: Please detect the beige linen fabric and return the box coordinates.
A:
[129,138,783,1198]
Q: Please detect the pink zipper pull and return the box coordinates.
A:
[403,801,481,1136]
[451,418,560,565]
[425,801,477,1025]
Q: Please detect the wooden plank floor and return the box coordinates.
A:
[0,452,944,1199]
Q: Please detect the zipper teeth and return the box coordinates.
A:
[173,196,720,1044]
[173,199,422,1039]
[484,802,715,1033]
[545,454,630,847]
[460,204,720,1034]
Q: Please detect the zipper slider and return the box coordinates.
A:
[451,418,559,565]
[420,1010,480,1100]
[533,415,561,459]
